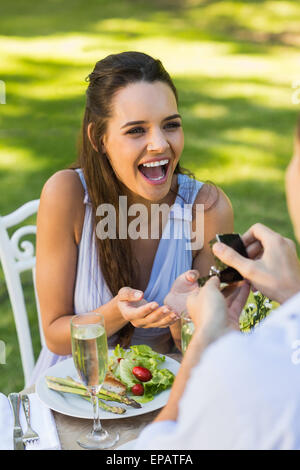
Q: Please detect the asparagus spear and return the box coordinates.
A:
[45,377,126,415]
[65,376,126,403]
[65,376,141,409]
[47,376,85,390]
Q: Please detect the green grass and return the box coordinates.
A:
[0,0,300,393]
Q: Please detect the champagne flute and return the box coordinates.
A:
[70,313,119,449]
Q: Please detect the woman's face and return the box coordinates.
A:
[286,137,300,242]
[101,81,184,202]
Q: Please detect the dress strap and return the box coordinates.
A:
[75,168,91,204]
[170,174,203,221]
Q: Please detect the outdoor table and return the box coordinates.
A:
[22,352,182,450]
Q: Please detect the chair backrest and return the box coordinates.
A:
[0,199,44,387]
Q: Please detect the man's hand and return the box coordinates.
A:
[187,276,250,335]
[212,223,300,304]
[222,281,251,330]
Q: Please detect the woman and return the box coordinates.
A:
[31,51,233,383]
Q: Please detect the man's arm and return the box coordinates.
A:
[154,326,223,422]
[155,275,248,423]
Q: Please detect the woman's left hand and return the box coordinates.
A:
[164,270,200,318]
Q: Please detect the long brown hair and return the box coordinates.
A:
[70,51,209,345]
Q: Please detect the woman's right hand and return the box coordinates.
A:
[212,223,300,304]
[117,287,178,329]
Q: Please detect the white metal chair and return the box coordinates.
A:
[0,199,45,386]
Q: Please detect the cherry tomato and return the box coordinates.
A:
[132,366,152,382]
[131,384,144,396]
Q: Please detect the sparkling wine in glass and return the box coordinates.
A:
[71,313,119,449]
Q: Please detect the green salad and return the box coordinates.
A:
[108,344,175,403]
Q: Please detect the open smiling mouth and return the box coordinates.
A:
[138,159,170,185]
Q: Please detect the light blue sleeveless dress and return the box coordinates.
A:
[29,169,203,385]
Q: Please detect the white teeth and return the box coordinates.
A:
[142,159,169,168]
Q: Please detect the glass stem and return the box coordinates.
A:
[90,387,102,435]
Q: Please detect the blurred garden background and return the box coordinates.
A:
[1,0,300,394]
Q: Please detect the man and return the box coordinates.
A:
[134,122,300,450]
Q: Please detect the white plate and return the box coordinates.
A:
[36,353,180,420]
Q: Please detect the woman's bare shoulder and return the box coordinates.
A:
[39,169,85,243]
[40,169,84,202]
[192,182,234,264]
[193,182,233,218]
[192,182,234,245]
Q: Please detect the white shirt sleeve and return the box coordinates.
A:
[133,421,177,450]
[134,331,244,450]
